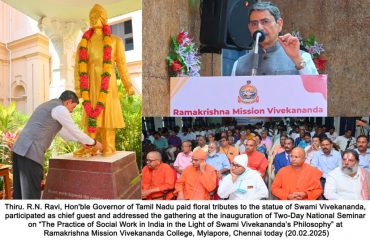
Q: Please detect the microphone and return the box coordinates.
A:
[251,30,266,76]
[253,30,266,43]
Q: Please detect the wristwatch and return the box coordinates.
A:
[295,59,307,70]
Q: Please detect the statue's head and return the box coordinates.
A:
[89,4,108,28]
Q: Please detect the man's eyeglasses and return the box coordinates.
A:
[146,159,158,163]
[249,18,274,27]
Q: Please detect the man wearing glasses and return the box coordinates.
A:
[218,154,268,200]
[231,2,318,76]
[141,151,176,200]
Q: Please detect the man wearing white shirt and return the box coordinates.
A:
[235,132,247,154]
[355,135,370,171]
[325,126,338,142]
[193,136,208,153]
[324,150,370,200]
[12,91,103,199]
[304,135,321,164]
[218,154,268,200]
[334,129,356,152]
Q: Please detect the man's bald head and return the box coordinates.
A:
[146,151,162,169]
[290,147,306,168]
[245,139,257,153]
[147,151,162,161]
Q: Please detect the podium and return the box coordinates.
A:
[42,151,141,199]
[170,75,327,117]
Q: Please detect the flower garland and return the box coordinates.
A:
[292,31,327,72]
[166,31,201,77]
[78,25,112,133]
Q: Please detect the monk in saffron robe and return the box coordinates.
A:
[219,136,238,163]
[271,147,323,200]
[175,149,217,200]
[142,151,176,200]
[244,140,268,179]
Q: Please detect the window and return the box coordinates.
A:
[143,117,155,133]
[163,117,176,130]
[111,19,134,51]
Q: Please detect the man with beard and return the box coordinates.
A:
[304,135,321,164]
[206,142,230,179]
[142,151,176,200]
[272,147,323,200]
[273,137,294,174]
[218,154,268,200]
[175,149,217,200]
[311,138,341,190]
[355,135,370,171]
[324,150,370,200]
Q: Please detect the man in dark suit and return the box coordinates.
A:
[274,137,294,174]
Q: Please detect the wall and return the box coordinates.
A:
[7,33,51,114]
[273,0,370,116]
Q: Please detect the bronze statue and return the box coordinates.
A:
[74,4,134,157]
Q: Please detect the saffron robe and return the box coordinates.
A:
[271,163,323,200]
[175,164,217,200]
[142,163,176,200]
[246,151,268,179]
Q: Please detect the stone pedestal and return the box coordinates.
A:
[42,151,141,199]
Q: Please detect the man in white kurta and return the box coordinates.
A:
[217,154,268,200]
[324,149,370,200]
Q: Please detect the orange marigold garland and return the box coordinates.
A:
[78,25,112,133]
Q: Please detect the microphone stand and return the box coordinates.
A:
[251,30,266,76]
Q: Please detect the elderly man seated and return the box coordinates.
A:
[141,151,176,200]
[324,149,370,200]
[206,142,230,179]
[175,149,217,200]
[173,140,193,178]
[218,154,268,200]
[271,147,323,200]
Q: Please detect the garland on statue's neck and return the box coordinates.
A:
[78,25,112,133]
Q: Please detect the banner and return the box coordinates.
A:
[170,75,327,117]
